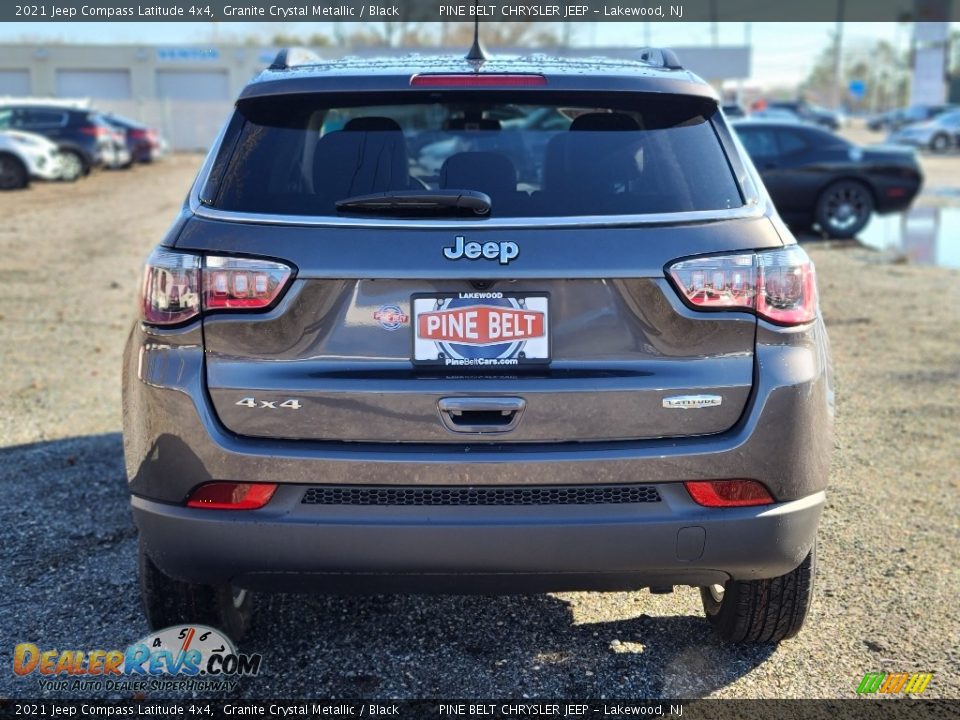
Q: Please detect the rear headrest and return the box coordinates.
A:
[440,152,516,195]
[313,128,409,206]
[543,131,642,197]
[343,116,402,132]
[569,112,640,132]
[444,117,502,131]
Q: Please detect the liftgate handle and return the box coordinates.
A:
[437,397,526,433]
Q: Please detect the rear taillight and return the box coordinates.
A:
[667,246,817,326]
[140,249,293,326]
[79,125,110,138]
[203,255,292,310]
[141,249,201,325]
[186,482,277,510]
[410,74,547,87]
[684,480,775,507]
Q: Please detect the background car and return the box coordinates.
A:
[733,119,923,237]
[0,130,64,189]
[746,107,807,123]
[0,103,114,180]
[887,109,960,153]
[721,103,746,118]
[103,114,163,163]
[767,101,841,130]
[867,104,958,132]
[99,117,133,169]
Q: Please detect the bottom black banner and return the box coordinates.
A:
[1,700,958,720]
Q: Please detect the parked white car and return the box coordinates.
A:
[0,130,66,189]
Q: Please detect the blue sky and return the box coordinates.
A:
[0,21,924,87]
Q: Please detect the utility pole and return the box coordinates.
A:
[832,0,846,108]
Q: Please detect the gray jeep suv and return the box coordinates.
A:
[123,49,832,644]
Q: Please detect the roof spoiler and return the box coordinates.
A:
[269,47,322,70]
[637,47,683,70]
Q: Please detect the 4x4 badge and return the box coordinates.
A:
[443,236,519,265]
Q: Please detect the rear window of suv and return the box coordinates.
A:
[211,91,743,218]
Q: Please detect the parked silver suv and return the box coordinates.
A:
[123,49,832,643]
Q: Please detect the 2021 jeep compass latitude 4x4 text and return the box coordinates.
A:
[123,48,832,643]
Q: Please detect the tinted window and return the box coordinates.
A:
[213,93,743,218]
[776,130,808,155]
[736,128,778,158]
[20,109,67,129]
[0,108,12,130]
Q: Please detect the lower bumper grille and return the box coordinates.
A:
[301,484,661,507]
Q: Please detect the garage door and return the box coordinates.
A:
[56,70,132,100]
[154,70,232,151]
[0,70,31,97]
[155,70,229,101]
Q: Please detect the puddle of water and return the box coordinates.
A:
[858,206,960,269]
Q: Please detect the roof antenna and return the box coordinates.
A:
[465,7,487,62]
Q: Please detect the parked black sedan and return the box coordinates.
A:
[733,120,923,238]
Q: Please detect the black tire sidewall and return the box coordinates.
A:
[700,543,817,643]
[0,153,28,190]
[815,181,874,239]
[138,540,253,641]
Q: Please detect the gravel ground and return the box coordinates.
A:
[0,157,957,700]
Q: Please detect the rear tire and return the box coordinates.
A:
[58,150,85,182]
[700,544,816,643]
[814,180,873,239]
[138,540,254,641]
[930,133,951,153]
[0,152,29,190]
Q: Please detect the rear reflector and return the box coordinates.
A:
[410,74,547,87]
[684,480,775,507]
[186,482,277,510]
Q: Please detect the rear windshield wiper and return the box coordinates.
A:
[335,189,491,216]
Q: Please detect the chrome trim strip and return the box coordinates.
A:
[189,195,766,230]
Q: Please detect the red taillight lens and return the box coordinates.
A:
[203,256,292,310]
[410,74,547,87]
[140,249,293,325]
[684,480,775,507]
[667,246,817,326]
[80,125,109,138]
[186,482,277,510]
[141,248,201,325]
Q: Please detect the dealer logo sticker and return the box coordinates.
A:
[374,304,409,331]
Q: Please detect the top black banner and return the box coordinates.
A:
[4,0,959,23]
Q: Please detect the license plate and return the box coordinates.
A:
[412,292,550,367]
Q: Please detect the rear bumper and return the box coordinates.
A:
[134,486,824,591]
